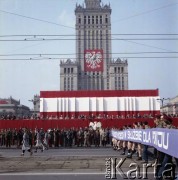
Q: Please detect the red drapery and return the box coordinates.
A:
[0,118,178,130]
[40,89,159,98]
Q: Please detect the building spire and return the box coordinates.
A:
[85,0,101,9]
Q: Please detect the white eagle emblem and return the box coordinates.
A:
[85,51,102,69]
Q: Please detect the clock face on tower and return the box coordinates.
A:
[84,49,103,72]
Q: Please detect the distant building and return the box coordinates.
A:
[0,96,30,118]
[161,96,178,116]
[60,0,128,91]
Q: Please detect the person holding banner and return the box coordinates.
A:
[153,115,162,159]
[136,121,143,161]
[120,125,130,155]
[142,121,154,163]
[126,122,138,158]
[156,118,176,180]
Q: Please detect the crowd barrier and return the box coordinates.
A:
[0,118,177,130]
[111,128,178,158]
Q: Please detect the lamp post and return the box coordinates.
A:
[157,98,170,107]
[28,98,41,118]
[28,99,40,106]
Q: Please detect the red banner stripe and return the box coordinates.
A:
[40,89,159,98]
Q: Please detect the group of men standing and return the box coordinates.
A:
[16,127,111,156]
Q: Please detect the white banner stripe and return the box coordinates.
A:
[40,96,160,112]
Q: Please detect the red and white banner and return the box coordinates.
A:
[40,90,160,117]
[84,49,103,72]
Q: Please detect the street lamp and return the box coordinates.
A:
[28,98,41,117]
[28,99,40,105]
[157,98,170,107]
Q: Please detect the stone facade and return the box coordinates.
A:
[109,58,128,90]
[60,59,78,91]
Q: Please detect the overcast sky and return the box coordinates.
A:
[0,0,178,109]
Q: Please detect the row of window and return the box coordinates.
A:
[65,67,127,76]
[79,30,108,50]
[79,30,109,35]
[78,15,109,25]
[64,68,74,74]
[63,69,125,75]
[64,77,74,90]
[77,25,109,30]
[115,77,125,90]
[78,72,102,76]
[114,67,124,73]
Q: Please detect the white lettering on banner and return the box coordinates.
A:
[112,130,169,151]
[127,130,142,141]
[116,132,125,140]
[152,131,157,145]
[143,131,151,143]
[152,131,169,150]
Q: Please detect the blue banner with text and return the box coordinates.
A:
[111,128,178,158]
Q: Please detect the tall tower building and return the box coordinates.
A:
[60,0,128,91]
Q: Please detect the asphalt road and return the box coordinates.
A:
[0,147,167,180]
[0,146,118,157]
[0,174,124,180]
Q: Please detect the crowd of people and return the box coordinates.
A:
[1,112,178,120]
[1,112,178,179]
[0,127,111,151]
[112,114,178,180]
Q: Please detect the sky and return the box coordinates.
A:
[0,0,178,109]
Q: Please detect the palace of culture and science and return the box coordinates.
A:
[60,0,128,91]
